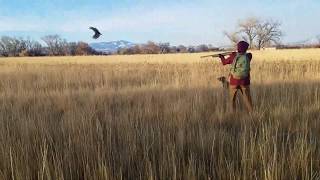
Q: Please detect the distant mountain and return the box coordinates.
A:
[90,40,136,53]
[289,35,320,46]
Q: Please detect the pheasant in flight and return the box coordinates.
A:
[89,27,102,39]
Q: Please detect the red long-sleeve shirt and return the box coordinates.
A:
[220,52,252,86]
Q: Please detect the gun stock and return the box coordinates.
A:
[201,52,234,58]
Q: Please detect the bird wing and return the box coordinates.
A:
[89,27,102,39]
[93,33,101,39]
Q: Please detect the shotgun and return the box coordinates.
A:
[200,51,234,58]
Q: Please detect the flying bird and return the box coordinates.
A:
[89,27,102,39]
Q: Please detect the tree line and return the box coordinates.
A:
[0,35,99,57]
[117,41,219,55]
[0,35,220,57]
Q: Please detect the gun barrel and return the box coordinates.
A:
[201,52,234,58]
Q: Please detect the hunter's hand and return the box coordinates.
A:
[218,54,224,59]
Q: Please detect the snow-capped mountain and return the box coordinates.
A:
[289,35,320,46]
[90,40,136,53]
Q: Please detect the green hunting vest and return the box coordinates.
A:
[230,53,250,79]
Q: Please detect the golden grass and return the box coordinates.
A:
[0,49,320,179]
[1,48,319,65]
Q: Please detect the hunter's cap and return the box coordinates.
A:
[237,41,249,53]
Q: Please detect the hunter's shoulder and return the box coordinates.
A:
[246,53,252,60]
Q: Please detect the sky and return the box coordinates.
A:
[0,0,319,46]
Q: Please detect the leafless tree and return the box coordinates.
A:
[196,44,209,52]
[0,37,8,56]
[159,43,170,54]
[41,35,68,56]
[224,31,240,46]
[224,17,282,49]
[67,42,78,56]
[24,38,43,56]
[64,42,97,56]
[0,35,99,57]
[0,36,27,56]
[255,19,282,49]
[238,17,259,49]
[76,42,95,55]
[177,45,187,53]
[169,46,178,53]
[141,41,160,54]
[187,46,196,53]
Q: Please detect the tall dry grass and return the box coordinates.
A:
[0,50,320,179]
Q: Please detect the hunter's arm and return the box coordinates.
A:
[220,52,237,65]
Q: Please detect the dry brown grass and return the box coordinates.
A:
[1,48,320,64]
[0,49,320,179]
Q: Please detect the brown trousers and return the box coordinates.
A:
[229,85,253,113]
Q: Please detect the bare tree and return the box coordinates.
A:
[159,43,170,54]
[177,45,187,53]
[196,44,209,52]
[67,42,77,56]
[131,45,142,54]
[0,36,45,57]
[169,46,178,53]
[23,38,43,56]
[255,19,282,49]
[187,46,196,53]
[317,35,320,45]
[0,35,99,57]
[141,41,160,54]
[224,31,240,45]
[0,37,9,56]
[41,35,68,56]
[0,36,27,56]
[76,42,95,55]
[224,17,282,49]
[238,17,259,49]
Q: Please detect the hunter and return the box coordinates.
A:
[218,41,253,113]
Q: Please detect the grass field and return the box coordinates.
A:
[0,49,320,179]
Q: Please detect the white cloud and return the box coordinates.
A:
[0,16,43,31]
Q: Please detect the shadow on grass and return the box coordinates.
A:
[0,81,319,179]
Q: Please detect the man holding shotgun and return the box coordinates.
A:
[218,41,253,113]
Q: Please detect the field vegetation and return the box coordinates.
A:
[0,49,320,179]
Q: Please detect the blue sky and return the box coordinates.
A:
[0,0,319,46]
